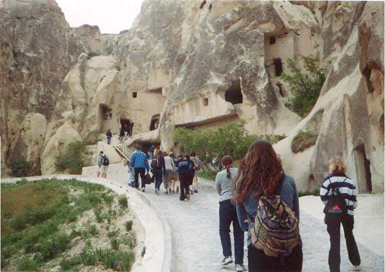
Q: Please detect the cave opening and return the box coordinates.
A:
[225,79,243,105]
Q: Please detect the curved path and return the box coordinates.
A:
[2,172,383,272]
[141,178,384,272]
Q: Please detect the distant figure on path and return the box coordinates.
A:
[177,154,193,201]
[106,129,112,145]
[190,152,203,193]
[215,155,245,272]
[234,140,303,272]
[163,151,176,194]
[151,150,165,194]
[130,146,150,192]
[320,156,361,272]
[97,151,109,178]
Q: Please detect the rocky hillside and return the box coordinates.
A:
[1,0,383,194]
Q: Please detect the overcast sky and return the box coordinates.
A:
[56,0,145,34]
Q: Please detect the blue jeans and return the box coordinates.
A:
[219,199,244,265]
[153,168,163,190]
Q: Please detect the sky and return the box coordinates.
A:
[55,0,145,34]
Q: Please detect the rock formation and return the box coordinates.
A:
[1,0,383,194]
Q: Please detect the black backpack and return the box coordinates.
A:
[151,157,159,168]
[323,178,347,217]
[177,159,191,175]
[102,155,109,166]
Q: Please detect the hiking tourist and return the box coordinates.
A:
[190,152,203,193]
[170,152,180,193]
[151,150,166,194]
[215,155,245,272]
[125,160,135,187]
[233,140,303,272]
[163,151,176,194]
[177,154,193,201]
[320,156,361,272]
[147,145,154,160]
[106,129,112,145]
[130,146,150,192]
[97,151,109,178]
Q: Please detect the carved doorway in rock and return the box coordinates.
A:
[225,79,243,105]
[98,104,112,132]
[150,114,160,131]
[354,143,372,193]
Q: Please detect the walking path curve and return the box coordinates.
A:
[2,168,383,272]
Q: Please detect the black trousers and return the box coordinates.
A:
[134,168,146,189]
[248,244,303,272]
[179,174,190,200]
[326,214,360,272]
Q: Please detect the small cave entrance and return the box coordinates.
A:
[120,118,133,136]
[273,58,283,77]
[354,143,372,193]
[150,114,160,131]
[225,79,243,105]
[98,103,112,132]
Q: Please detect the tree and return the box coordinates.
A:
[280,55,327,117]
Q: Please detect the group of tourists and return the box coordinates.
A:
[127,146,203,201]
[98,139,361,272]
[215,140,361,272]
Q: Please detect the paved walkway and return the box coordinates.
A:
[139,177,384,272]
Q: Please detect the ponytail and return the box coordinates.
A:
[221,155,234,179]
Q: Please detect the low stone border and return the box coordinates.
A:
[1,174,173,272]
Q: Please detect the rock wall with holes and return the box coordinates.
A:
[1,0,383,193]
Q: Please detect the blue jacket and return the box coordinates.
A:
[236,174,301,247]
[130,150,150,170]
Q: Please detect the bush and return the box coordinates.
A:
[55,141,87,174]
[281,55,326,117]
[118,195,128,209]
[291,130,318,154]
[7,157,30,177]
[120,251,135,271]
[173,120,258,167]
[59,257,81,271]
[298,189,320,197]
[125,220,133,232]
[16,256,39,271]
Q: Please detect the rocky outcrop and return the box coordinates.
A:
[1,1,383,194]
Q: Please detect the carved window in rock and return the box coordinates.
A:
[269,36,276,45]
[150,114,160,131]
[99,103,112,132]
[225,79,243,105]
[203,98,209,106]
[273,58,283,77]
[132,92,137,98]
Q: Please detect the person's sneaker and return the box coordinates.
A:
[141,188,145,192]
[353,265,361,271]
[222,256,233,265]
[190,190,194,195]
[194,189,198,193]
[235,264,245,271]
[155,188,159,194]
[164,190,168,194]
[169,187,172,194]
[176,187,179,193]
[186,194,190,200]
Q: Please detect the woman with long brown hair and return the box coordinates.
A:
[233,140,303,271]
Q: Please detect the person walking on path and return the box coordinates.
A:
[97,151,109,178]
[106,129,112,145]
[177,154,194,201]
[234,140,303,272]
[152,150,166,194]
[170,152,180,193]
[215,155,245,272]
[130,146,150,192]
[163,151,176,194]
[320,156,361,272]
[190,152,203,193]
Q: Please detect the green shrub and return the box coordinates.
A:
[264,134,286,144]
[59,257,81,271]
[125,220,133,232]
[55,141,87,174]
[16,256,39,271]
[79,250,100,266]
[87,51,101,59]
[123,235,136,249]
[111,238,120,250]
[298,189,320,197]
[291,130,318,154]
[102,193,115,204]
[120,251,135,271]
[118,195,128,208]
[107,230,119,238]
[101,250,118,269]
[7,157,30,177]
[281,55,327,117]
[88,225,98,236]
[38,233,69,261]
[173,120,258,167]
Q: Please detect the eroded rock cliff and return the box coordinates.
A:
[1,0,383,193]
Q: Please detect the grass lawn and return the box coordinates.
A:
[1,178,137,271]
